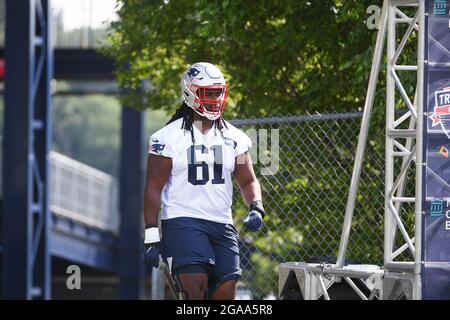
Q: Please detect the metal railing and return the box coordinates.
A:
[0,145,119,233]
[49,151,119,233]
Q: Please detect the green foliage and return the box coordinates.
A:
[101,0,383,116]
[234,117,386,296]
[52,95,121,176]
[52,95,169,178]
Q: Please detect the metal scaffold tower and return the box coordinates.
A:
[280,0,450,300]
[3,0,53,299]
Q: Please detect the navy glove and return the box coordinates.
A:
[243,200,266,232]
[144,224,161,270]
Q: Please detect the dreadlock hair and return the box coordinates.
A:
[166,102,228,144]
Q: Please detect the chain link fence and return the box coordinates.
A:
[230,112,386,299]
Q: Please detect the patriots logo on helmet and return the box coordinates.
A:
[149,143,166,155]
[430,86,450,140]
[223,137,237,149]
[186,67,200,80]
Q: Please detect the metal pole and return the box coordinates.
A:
[343,277,368,300]
[3,0,52,299]
[384,1,396,266]
[336,0,388,268]
[33,0,53,300]
[390,97,416,261]
[413,0,424,300]
[118,106,145,299]
[2,0,31,299]
[317,275,330,300]
[151,267,165,300]
[387,10,420,260]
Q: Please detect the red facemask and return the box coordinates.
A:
[190,84,228,119]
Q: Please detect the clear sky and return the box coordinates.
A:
[52,0,119,30]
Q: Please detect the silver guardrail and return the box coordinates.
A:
[49,151,119,234]
[0,148,119,233]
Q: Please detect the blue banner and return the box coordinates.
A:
[422,0,450,300]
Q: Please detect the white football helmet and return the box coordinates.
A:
[180,62,228,121]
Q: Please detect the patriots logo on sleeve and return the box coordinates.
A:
[149,143,166,155]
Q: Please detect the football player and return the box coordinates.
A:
[144,62,266,300]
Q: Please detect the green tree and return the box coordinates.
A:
[52,95,121,176]
[101,0,382,116]
[52,94,169,177]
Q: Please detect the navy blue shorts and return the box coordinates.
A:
[161,217,241,291]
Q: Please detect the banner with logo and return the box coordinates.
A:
[422,0,450,300]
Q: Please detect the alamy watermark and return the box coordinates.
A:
[66,265,81,290]
[156,123,281,176]
[366,5,381,30]
[245,128,279,176]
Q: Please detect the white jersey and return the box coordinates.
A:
[148,118,252,224]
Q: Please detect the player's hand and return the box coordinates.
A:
[144,225,161,270]
[144,243,161,269]
[243,200,266,232]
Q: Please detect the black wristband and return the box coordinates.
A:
[145,223,158,229]
[250,200,266,218]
